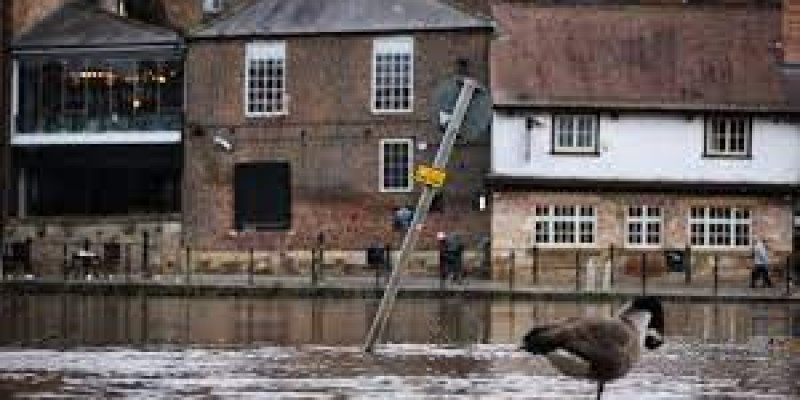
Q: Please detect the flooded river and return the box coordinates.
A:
[0,295,797,398]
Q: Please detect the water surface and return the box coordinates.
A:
[0,295,797,399]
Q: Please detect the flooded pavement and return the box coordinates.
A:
[0,295,797,399]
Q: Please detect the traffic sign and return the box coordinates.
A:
[433,78,492,141]
[414,165,447,188]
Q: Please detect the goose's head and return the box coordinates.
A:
[622,297,665,350]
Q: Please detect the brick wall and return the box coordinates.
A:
[785,0,800,62]
[184,31,492,251]
[492,191,794,253]
[11,0,69,37]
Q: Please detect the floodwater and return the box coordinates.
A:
[0,295,797,399]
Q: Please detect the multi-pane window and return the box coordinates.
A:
[380,138,413,192]
[534,205,596,245]
[203,0,223,13]
[372,37,413,112]
[246,42,286,116]
[553,114,598,153]
[706,116,750,156]
[689,207,751,247]
[16,57,183,133]
[626,206,662,247]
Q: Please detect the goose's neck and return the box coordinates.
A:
[622,311,651,348]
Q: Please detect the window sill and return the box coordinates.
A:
[245,112,288,119]
[380,188,414,194]
[702,153,752,160]
[549,150,601,157]
[530,244,600,249]
[623,245,664,251]
[371,109,414,115]
[689,246,753,252]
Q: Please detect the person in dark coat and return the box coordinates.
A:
[445,233,464,284]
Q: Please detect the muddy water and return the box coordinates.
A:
[0,295,797,399]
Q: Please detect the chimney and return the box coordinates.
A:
[785,0,800,63]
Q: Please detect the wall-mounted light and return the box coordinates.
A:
[212,134,233,152]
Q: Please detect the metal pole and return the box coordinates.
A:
[508,250,515,292]
[532,246,539,285]
[575,251,580,292]
[713,253,719,296]
[363,79,478,353]
[786,255,791,297]
[641,253,647,296]
[142,231,150,279]
[124,243,131,284]
[248,248,255,286]
[62,243,68,281]
[184,246,191,285]
[311,247,318,288]
[685,245,692,285]
[609,244,615,287]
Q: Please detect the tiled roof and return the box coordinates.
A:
[491,3,795,111]
[12,2,181,50]
[191,0,493,38]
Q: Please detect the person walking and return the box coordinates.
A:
[751,238,773,288]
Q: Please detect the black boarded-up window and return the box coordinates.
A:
[234,162,291,231]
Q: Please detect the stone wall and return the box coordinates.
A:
[5,217,183,275]
[492,191,793,251]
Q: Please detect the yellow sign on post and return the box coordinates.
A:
[414,166,447,188]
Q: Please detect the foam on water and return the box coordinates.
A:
[0,342,795,399]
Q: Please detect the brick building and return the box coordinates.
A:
[183,0,494,253]
[489,0,799,274]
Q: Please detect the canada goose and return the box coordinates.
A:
[521,297,665,400]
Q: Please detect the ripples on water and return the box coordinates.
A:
[0,295,797,399]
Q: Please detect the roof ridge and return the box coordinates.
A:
[190,0,494,39]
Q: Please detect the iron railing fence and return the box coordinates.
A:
[3,237,797,297]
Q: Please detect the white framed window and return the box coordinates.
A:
[245,42,286,117]
[689,206,751,248]
[626,206,662,247]
[380,138,413,192]
[552,114,598,153]
[705,116,751,157]
[372,37,413,113]
[533,205,596,245]
[203,0,223,13]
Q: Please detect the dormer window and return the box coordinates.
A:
[704,116,751,158]
[551,114,599,155]
[203,0,224,14]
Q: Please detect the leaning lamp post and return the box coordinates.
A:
[363,77,490,352]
